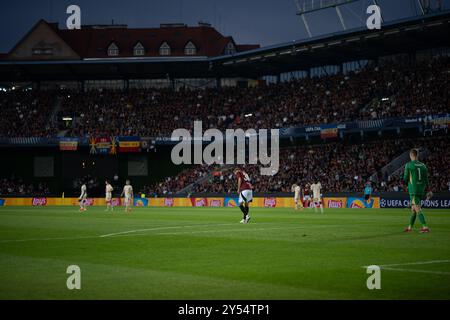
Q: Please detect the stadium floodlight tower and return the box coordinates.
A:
[294,0,377,37]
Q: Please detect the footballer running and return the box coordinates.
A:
[234,168,253,224]
[404,148,431,233]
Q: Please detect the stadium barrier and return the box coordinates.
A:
[380,194,450,209]
[2,195,450,208]
[0,197,383,208]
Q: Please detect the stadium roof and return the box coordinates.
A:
[0,11,449,82]
[213,10,450,77]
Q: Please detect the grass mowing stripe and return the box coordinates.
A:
[0,206,449,299]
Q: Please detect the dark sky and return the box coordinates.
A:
[1,0,448,52]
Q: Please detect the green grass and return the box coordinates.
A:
[0,206,449,300]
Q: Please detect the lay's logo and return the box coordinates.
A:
[164,198,174,207]
[209,199,222,207]
[111,198,121,206]
[264,198,277,207]
[32,198,47,206]
[195,198,207,207]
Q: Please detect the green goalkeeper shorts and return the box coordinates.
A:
[409,194,423,206]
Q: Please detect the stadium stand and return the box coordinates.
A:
[0,13,449,198]
[0,55,448,138]
[0,177,50,196]
[0,89,55,137]
[137,136,450,195]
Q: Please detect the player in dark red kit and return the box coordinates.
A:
[303,183,311,209]
[234,168,253,224]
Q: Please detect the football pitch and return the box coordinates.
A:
[0,206,449,300]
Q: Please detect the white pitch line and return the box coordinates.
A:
[99,223,239,238]
[380,267,450,276]
[0,235,98,243]
[380,260,450,267]
[364,260,450,268]
[361,260,450,276]
[116,223,342,237]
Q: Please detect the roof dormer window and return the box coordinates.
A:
[224,42,236,55]
[107,42,119,56]
[184,41,197,55]
[159,42,171,56]
[133,42,145,56]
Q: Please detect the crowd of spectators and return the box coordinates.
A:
[1,55,448,197]
[0,177,50,196]
[141,136,450,195]
[0,56,448,138]
[190,139,412,193]
[0,90,55,137]
[71,174,100,195]
[57,56,448,137]
[139,165,212,196]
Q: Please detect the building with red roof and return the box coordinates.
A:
[4,19,259,61]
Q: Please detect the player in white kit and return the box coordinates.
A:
[105,180,114,211]
[310,181,324,213]
[291,184,303,210]
[79,182,87,212]
[121,180,133,212]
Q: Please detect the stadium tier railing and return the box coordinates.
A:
[0,114,448,146]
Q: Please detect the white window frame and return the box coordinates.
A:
[133,42,145,56]
[159,42,171,56]
[184,41,197,55]
[224,42,236,55]
[107,42,119,56]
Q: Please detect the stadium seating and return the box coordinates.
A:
[0,56,448,195]
[0,56,448,138]
[0,177,50,196]
[0,90,55,137]
[55,56,448,137]
[138,136,450,194]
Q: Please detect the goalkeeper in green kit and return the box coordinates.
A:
[404,149,431,233]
